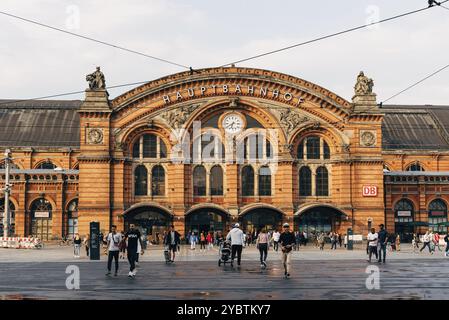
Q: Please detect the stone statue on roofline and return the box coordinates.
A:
[86,66,106,90]
[354,71,374,95]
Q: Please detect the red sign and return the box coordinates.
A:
[363,186,378,197]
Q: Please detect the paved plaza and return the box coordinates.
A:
[0,244,448,300]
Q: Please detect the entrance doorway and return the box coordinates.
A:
[296,206,345,234]
[185,208,229,237]
[239,208,283,234]
[124,206,172,245]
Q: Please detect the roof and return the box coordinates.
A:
[0,99,81,148]
[0,169,79,175]
[384,171,449,176]
[381,105,449,151]
[0,98,448,151]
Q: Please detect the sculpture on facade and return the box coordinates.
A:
[354,71,374,95]
[161,104,199,129]
[279,108,308,135]
[86,66,106,90]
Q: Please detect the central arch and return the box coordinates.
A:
[185,205,230,237]
[239,206,284,233]
[294,205,348,234]
[123,204,173,243]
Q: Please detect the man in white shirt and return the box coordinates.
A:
[226,223,245,267]
[367,228,378,263]
[273,230,281,251]
[106,225,122,276]
[420,231,433,254]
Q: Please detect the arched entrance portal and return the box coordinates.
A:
[124,206,173,244]
[296,206,346,234]
[185,208,229,237]
[240,208,283,233]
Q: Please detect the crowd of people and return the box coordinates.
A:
[70,223,449,279]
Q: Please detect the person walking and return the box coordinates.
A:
[338,233,343,248]
[318,232,325,251]
[294,231,301,251]
[105,225,122,276]
[164,225,181,263]
[444,233,449,257]
[73,233,82,258]
[206,232,214,250]
[256,226,270,269]
[83,234,89,257]
[226,223,245,267]
[190,231,197,250]
[279,223,295,279]
[272,230,281,252]
[377,224,388,263]
[367,228,379,263]
[412,233,420,253]
[303,231,308,246]
[331,232,338,250]
[200,232,206,251]
[420,231,433,254]
[124,223,144,278]
[119,231,127,259]
[433,232,442,252]
[395,234,401,252]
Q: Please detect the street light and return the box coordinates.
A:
[3,149,12,238]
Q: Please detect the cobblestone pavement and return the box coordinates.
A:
[0,244,448,300]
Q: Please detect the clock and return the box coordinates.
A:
[222,113,245,134]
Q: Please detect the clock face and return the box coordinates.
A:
[222,113,244,134]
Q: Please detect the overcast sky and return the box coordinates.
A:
[0,0,448,105]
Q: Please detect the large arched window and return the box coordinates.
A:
[428,199,448,233]
[66,199,78,238]
[316,166,329,196]
[406,162,424,172]
[134,165,148,196]
[241,133,273,160]
[193,166,206,196]
[0,198,15,235]
[259,166,272,196]
[297,136,330,160]
[394,199,414,223]
[132,134,167,159]
[299,166,312,196]
[36,161,56,169]
[30,198,53,240]
[151,165,165,196]
[192,133,225,163]
[242,166,255,196]
[210,165,223,196]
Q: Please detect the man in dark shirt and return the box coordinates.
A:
[164,225,181,262]
[377,224,388,263]
[279,223,296,278]
[124,224,144,278]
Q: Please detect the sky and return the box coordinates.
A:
[0,0,448,105]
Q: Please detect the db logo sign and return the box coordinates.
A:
[363,185,378,197]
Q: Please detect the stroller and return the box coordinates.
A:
[218,240,232,266]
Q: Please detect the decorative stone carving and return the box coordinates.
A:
[86,128,104,144]
[278,108,309,135]
[342,143,350,153]
[354,71,374,95]
[360,130,377,147]
[86,66,106,90]
[161,104,199,129]
[283,144,294,153]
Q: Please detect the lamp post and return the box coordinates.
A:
[3,149,11,238]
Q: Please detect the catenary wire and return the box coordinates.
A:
[0,10,190,69]
[219,1,449,67]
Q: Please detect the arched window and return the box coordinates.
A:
[242,166,254,196]
[36,161,56,169]
[258,166,271,196]
[210,165,223,196]
[406,162,424,172]
[297,136,330,160]
[428,199,448,233]
[193,134,224,163]
[316,166,329,196]
[193,166,206,196]
[0,198,15,235]
[134,165,148,196]
[151,165,165,196]
[241,133,272,160]
[394,199,414,223]
[132,134,167,159]
[299,166,312,196]
[30,198,52,240]
[66,199,78,238]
